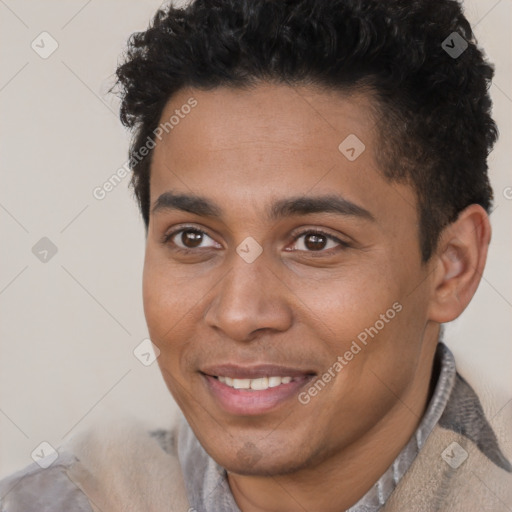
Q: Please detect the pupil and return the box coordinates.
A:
[305,233,326,251]
[182,230,203,248]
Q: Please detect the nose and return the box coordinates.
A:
[204,254,293,342]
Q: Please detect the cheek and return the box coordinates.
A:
[142,247,198,337]
[142,248,188,350]
[296,266,398,345]
[142,258,192,400]
[142,253,166,338]
[299,261,424,394]
[142,247,215,390]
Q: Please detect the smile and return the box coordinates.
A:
[215,375,294,390]
[200,365,315,415]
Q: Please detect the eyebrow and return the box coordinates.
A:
[152,191,375,222]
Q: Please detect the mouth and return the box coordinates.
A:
[214,374,297,390]
[200,364,316,415]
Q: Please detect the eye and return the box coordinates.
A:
[290,230,348,252]
[164,227,221,251]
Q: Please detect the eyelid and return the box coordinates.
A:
[162,224,351,253]
[162,224,221,249]
[287,228,350,252]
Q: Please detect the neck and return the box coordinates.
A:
[228,333,439,512]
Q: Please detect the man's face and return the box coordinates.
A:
[144,83,436,475]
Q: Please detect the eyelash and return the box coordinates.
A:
[162,225,350,255]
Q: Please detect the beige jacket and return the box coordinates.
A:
[1,371,511,511]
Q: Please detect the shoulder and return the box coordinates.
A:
[384,370,512,512]
[439,372,512,473]
[0,415,189,512]
[0,451,93,512]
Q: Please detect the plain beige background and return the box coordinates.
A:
[0,0,511,477]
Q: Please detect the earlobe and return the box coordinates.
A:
[428,204,491,324]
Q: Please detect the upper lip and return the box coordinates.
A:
[200,364,316,379]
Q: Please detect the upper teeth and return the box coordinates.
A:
[217,376,293,390]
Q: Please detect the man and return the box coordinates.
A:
[1,0,510,510]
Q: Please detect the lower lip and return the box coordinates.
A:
[202,374,313,415]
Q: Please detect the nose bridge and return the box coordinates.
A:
[204,251,292,340]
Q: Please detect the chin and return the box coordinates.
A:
[225,460,306,478]
[216,443,315,477]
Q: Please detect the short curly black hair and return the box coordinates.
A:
[115,0,497,261]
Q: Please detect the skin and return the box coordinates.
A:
[143,83,491,511]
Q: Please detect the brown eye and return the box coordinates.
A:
[303,233,328,251]
[179,230,204,248]
[165,228,221,251]
[291,230,346,253]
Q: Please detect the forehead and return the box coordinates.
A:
[149,83,416,224]
[153,83,375,167]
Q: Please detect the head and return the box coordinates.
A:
[115,0,495,476]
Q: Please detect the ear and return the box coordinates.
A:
[428,204,491,323]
